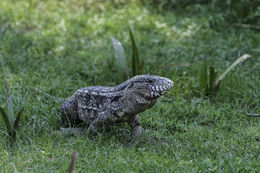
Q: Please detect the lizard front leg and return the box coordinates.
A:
[87,110,115,135]
[128,115,142,140]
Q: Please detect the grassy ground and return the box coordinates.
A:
[0,0,259,172]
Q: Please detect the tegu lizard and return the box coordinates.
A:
[60,75,174,139]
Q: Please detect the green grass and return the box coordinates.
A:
[0,0,259,172]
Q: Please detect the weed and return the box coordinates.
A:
[198,54,251,97]
[111,36,129,80]
[0,61,24,143]
[129,27,145,76]
[111,27,145,81]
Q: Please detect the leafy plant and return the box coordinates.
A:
[111,27,145,81]
[0,61,25,143]
[111,36,129,81]
[198,54,251,97]
[198,60,218,96]
[128,27,145,76]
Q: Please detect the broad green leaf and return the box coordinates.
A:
[128,27,140,76]
[215,54,251,86]
[111,36,129,80]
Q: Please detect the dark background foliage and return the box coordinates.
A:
[146,0,259,26]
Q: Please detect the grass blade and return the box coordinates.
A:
[198,60,208,93]
[155,48,185,71]
[13,107,24,131]
[0,107,12,135]
[214,54,251,86]
[1,61,15,126]
[138,60,146,74]
[128,27,140,76]
[209,66,217,95]
[111,36,129,80]
[11,107,24,141]
[6,97,15,127]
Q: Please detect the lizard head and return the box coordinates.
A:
[119,75,173,114]
[127,75,174,99]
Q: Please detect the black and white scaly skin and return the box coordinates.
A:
[60,75,174,139]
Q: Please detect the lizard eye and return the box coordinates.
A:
[147,80,154,84]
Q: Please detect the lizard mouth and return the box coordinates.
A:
[148,80,173,98]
